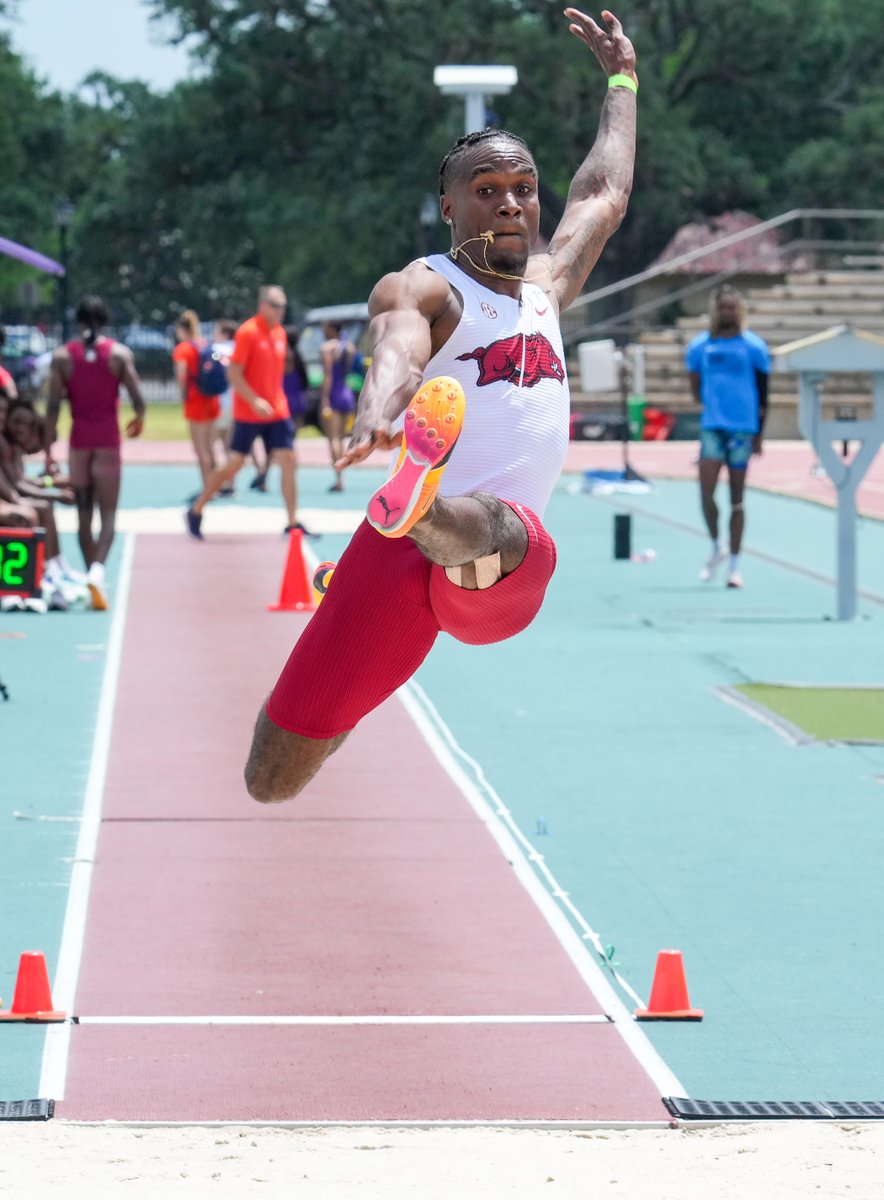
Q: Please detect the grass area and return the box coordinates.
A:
[736,684,884,742]
[52,405,325,442]
[50,404,190,443]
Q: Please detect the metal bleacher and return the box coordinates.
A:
[564,209,884,438]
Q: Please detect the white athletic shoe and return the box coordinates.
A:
[0,595,25,613]
[60,565,87,587]
[726,570,745,590]
[699,547,728,583]
[46,587,68,612]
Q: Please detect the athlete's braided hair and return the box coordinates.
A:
[75,295,108,347]
[438,128,532,195]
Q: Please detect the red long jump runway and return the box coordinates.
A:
[58,533,671,1123]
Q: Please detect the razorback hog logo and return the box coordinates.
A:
[457,333,565,388]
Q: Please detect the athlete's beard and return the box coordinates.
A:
[488,242,528,275]
[449,230,527,283]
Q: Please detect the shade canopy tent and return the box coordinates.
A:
[0,236,64,276]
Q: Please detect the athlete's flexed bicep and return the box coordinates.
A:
[337,265,453,467]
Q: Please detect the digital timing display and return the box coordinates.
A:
[0,527,45,598]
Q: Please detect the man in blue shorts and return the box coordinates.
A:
[186,285,311,538]
[685,285,770,588]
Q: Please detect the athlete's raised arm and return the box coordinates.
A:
[534,9,637,313]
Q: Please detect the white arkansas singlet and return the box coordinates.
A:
[416,253,570,518]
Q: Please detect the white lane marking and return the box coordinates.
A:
[55,506,363,535]
[714,685,813,745]
[75,1014,611,1026]
[398,680,686,1100]
[39,533,137,1101]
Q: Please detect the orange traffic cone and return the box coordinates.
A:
[268,528,317,613]
[0,951,66,1022]
[635,949,703,1021]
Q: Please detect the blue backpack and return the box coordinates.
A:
[192,342,229,396]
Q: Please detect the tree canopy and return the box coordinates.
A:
[2,0,883,324]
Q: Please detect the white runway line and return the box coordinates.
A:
[397,681,686,1101]
[75,1014,612,1026]
[55,506,364,535]
[39,533,136,1101]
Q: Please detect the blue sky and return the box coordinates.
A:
[3,0,196,93]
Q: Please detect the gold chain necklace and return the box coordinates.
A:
[449,231,529,284]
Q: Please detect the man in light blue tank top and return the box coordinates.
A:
[246,9,640,804]
[685,286,770,589]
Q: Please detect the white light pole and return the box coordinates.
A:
[433,65,518,136]
[55,198,75,340]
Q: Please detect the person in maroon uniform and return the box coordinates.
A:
[45,296,146,611]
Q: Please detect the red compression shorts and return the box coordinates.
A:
[266,501,556,739]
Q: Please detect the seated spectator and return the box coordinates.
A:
[0,400,83,611]
[0,330,18,403]
[0,395,38,527]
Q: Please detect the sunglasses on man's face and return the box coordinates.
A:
[264,299,286,309]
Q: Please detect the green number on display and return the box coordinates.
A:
[0,541,28,586]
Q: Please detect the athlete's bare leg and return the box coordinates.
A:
[189,419,217,486]
[409,491,528,587]
[28,498,62,560]
[273,447,298,527]
[698,457,723,542]
[245,707,348,803]
[0,503,34,528]
[246,491,528,802]
[75,487,97,566]
[191,451,245,516]
[92,469,121,564]
[727,466,746,554]
[323,409,346,490]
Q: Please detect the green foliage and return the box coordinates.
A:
[2,0,884,322]
[0,34,66,308]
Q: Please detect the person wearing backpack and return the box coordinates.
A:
[173,309,223,494]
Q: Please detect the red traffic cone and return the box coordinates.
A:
[0,951,66,1022]
[635,949,703,1021]
[268,528,317,613]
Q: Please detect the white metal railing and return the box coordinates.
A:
[562,207,884,345]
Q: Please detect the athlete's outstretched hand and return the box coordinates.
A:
[335,416,400,471]
[564,8,636,79]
